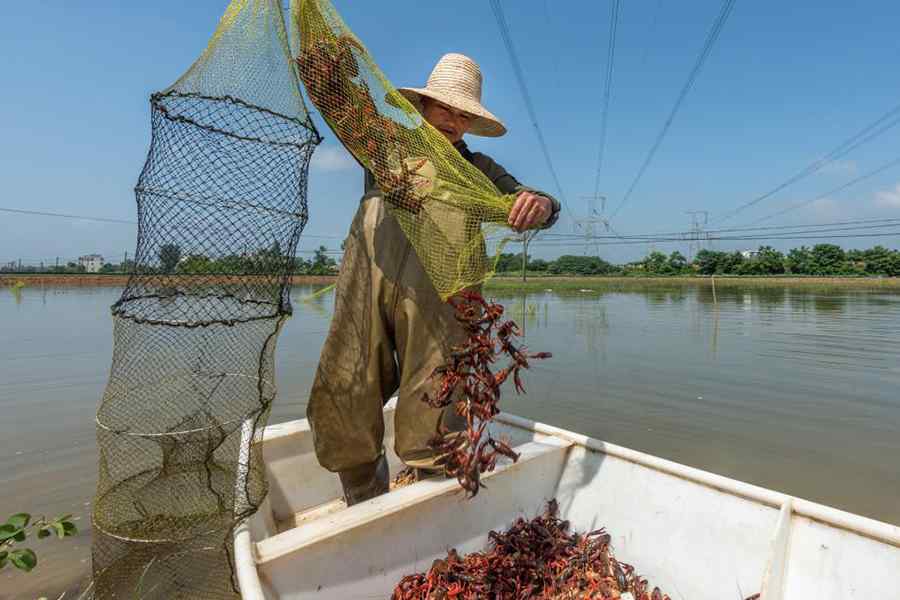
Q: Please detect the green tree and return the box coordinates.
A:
[693,249,724,275]
[786,246,812,274]
[550,255,615,275]
[529,258,549,272]
[667,251,688,273]
[643,251,670,274]
[719,251,745,274]
[64,261,86,274]
[810,244,845,275]
[755,246,785,274]
[178,254,215,274]
[494,253,525,273]
[862,246,897,275]
[214,254,250,274]
[310,245,336,275]
[293,256,312,275]
[158,243,182,274]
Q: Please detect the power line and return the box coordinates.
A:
[744,155,900,225]
[529,230,900,248]
[488,0,572,220]
[713,101,900,224]
[539,216,900,241]
[0,207,137,225]
[0,205,346,243]
[529,218,900,250]
[592,0,621,200]
[610,0,737,220]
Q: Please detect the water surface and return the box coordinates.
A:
[2,282,899,598]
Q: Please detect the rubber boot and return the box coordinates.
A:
[413,467,444,482]
[338,452,390,506]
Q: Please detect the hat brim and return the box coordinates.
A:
[398,88,507,138]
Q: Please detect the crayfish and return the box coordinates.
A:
[423,291,551,497]
[295,34,427,213]
[392,499,672,600]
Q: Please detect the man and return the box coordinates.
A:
[307,53,561,505]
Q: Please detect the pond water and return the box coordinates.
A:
[2,282,899,597]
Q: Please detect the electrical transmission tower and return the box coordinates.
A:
[574,194,610,256]
[685,210,710,260]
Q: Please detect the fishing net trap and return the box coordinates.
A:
[88,0,320,596]
[294,0,518,300]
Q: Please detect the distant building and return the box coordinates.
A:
[79,254,104,273]
[740,249,758,259]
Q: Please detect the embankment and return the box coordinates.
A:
[0,274,338,287]
[484,275,900,292]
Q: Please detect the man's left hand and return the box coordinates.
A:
[508,191,552,232]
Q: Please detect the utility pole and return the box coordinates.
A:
[520,231,535,282]
[124,250,129,273]
[684,210,709,262]
[574,194,609,256]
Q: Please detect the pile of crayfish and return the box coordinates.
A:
[392,500,670,600]
[423,292,550,497]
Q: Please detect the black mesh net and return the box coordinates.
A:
[88,0,319,597]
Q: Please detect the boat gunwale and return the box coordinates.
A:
[492,411,900,549]
[257,408,900,548]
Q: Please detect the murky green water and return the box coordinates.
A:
[3,282,900,597]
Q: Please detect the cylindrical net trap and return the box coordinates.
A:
[88,0,319,596]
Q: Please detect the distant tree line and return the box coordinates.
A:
[153,243,338,276]
[689,244,900,276]
[1,244,340,275]
[6,243,899,277]
[495,252,618,276]
[494,244,900,277]
[0,260,135,275]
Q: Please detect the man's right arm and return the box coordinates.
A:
[472,153,561,230]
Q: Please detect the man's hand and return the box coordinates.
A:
[508,191,552,232]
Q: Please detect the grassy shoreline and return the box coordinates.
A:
[484,275,900,291]
[3,273,897,290]
[0,274,338,287]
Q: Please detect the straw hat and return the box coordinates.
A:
[399,53,507,138]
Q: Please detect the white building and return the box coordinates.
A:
[740,249,758,259]
[78,254,104,273]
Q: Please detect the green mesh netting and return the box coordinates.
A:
[293,0,516,300]
[88,0,319,597]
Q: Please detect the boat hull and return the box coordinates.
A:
[235,403,900,599]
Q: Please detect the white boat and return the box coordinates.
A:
[235,400,900,599]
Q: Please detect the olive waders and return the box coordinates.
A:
[306,141,559,505]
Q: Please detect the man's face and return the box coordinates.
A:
[421,98,472,144]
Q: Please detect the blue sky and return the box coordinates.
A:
[1,0,899,266]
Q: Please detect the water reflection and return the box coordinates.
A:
[505,292,558,334]
[643,286,687,306]
[9,282,24,304]
[812,294,848,313]
[571,298,608,357]
[786,290,848,314]
[2,281,900,599]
